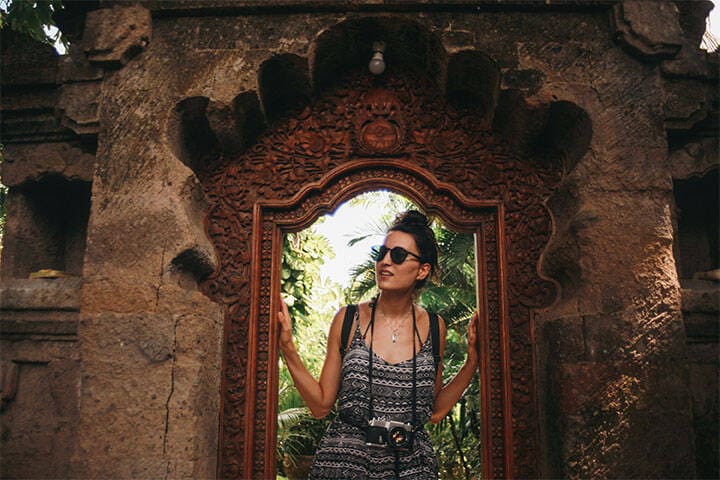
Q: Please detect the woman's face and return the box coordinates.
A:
[375,230,431,293]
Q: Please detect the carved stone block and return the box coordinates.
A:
[0,278,83,311]
[57,82,101,137]
[1,143,95,187]
[661,43,719,80]
[669,138,720,180]
[663,77,715,130]
[0,31,58,86]
[612,0,684,60]
[83,5,152,68]
[59,45,104,84]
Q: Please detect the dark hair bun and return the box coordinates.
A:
[393,210,429,228]
[387,209,439,290]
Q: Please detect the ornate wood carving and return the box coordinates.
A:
[199,72,562,479]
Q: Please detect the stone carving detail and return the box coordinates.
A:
[58,82,101,137]
[354,88,406,155]
[198,72,562,479]
[611,0,684,60]
[83,5,152,68]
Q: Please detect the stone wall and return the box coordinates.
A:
[1,1,717,478]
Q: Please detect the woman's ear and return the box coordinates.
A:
[416,262,431,282]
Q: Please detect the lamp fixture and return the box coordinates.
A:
[368,41,386,75]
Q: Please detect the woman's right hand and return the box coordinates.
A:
[278,298,295,354]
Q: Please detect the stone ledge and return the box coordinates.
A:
[681,282,719,343]
[0,310,78,336]
[0,278,83,311]
[145,0,619,13]
[681,281,720,313]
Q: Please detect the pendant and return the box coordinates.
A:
[392,332,397,343]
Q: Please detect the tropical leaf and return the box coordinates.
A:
[346,259,377,303]
[2,0,68,48]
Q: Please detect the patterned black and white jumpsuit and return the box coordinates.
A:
[309,317,439,479]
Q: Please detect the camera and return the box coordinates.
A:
[365,418,414,451]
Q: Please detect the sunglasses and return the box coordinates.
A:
[371,245,423,264]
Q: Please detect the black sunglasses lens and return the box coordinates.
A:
[371,245,388,262]
[389,247,409,264]
[372,245,412,264]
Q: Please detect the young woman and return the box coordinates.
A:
[278,210,479,479]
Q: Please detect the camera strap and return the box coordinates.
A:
[367,299,421,480]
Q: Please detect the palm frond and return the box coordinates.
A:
[346,216,391,247]
[277,407,312,429]
[347,259,378,302]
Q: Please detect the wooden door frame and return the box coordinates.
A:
[201,74,561,479]
[242,159,512,479]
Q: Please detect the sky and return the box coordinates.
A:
[704,0,720,49]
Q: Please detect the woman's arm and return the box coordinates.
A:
[430,311,479,424]
[278,299,346,419]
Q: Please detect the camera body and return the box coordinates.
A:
[365,418,414,451]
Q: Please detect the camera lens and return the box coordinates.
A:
[389,427,408,448]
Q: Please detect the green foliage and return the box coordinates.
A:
[279,228,335,413]
[276,406,334,479]
[277,407,333,458]
[278,227,338,473]
[420,227,477,330]
[431,393,482,480]
[0,0,67,48]
[281,228,333,324]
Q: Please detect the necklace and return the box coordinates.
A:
[380,307,410,343]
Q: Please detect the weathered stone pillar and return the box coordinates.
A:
[68,5,224,478]
[535,1,717,477]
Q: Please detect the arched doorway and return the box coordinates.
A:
[255,161,503,479]
[195,66,565,477]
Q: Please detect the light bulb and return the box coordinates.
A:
[368,51,386,75]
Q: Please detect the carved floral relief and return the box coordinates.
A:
[199,72,561,479]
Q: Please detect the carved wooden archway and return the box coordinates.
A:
[199,73,561,479]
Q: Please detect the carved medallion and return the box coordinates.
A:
[354,88,405,155]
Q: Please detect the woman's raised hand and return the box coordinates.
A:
[466,311,480,368]
[278,298,295,354]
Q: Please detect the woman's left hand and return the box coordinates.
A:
[466,311,479,367]
[430,311,481,423]
[278,298,296,355]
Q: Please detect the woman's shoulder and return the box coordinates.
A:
[414,305,446,332]
[353,300,373,315]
